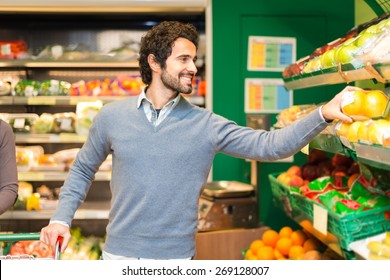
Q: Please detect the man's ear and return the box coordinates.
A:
[148,54,161,72]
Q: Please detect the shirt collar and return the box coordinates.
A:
[137,89,181,109]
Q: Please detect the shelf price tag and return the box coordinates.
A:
[27,97,56,105]
[313,204,328,235]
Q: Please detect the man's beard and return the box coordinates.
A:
[161,70,193,94]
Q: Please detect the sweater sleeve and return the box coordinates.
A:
[0,121,18,215]
[50,109,112,225]
[212,107,329,161]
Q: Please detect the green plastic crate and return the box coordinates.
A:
[294,194,390,250]
[269,173,390,250]
[268,173,301,219]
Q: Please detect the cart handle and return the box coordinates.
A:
[54,236,63,260]
[0,232,40,242]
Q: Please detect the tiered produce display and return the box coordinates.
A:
[275,12,390,259]
[282,14,390,81]
[269,100,390,259]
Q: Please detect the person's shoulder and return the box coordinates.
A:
[179,96,209,113]
[101,96,138,112]
[0,119,14,139]
[0,119,13,132]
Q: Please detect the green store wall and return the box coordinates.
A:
[211,0,355,230]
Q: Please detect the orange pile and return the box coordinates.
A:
[246,226,321,260]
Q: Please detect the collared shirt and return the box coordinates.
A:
[137,90,181,126]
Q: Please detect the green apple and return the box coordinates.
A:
[303,56,321,73]
[334,44,359,64]
[356,32,378,48]
[320,48,336,69]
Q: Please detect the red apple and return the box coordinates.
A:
[347,162,360,175]
[331,165,349,176]
[286,165,302,177]
[301,164,319,181]
[307,149,328,164]
[285,175,304,187]
[331,154,353,167]
[317,163,333,177]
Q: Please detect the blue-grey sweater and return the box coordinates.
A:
[51,96,328,259]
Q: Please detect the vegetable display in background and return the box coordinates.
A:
[14,80,40,97]
[38,80,71,96]
[75,100,102,135]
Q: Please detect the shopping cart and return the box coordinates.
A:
[0,232,62,260]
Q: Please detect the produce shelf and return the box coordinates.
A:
[309,133,350,156]
[0,60,139,69]
[0,201,110,220]
[284,63,390,90]
[2,95,205,106]
[0,96,13,105]
[12,96,127,105]
[18,171,111,181]
[15,133,87,144]
[354,143,390,171]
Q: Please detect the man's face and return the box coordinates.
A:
[161,38,197,94]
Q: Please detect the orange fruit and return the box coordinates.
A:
[279,226,293,238]
[368,119,390,145]
[245,249,257,260]
[347,173,360,188]
[299,220,314,232]
[262,229,280,248]
[290,230,307,246]
[256,246,275,260]
[341,89,366,116]
[357,120,372,142]
[347,121,362,142]
[276,237,293,257]
[274,249,287,260]
[249,239,264,254]
[289,245,305,260]
[303,238,320,253]
[363,90,388,118]
[335,121,351,138]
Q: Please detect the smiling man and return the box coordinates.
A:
[41,21,356,260]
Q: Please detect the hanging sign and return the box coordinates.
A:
[245,78,292,113]
[247,36,296,71]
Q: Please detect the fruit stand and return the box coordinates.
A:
[271,2,390,260]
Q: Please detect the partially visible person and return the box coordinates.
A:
[0,119,18,215]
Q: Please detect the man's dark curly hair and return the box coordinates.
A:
[138,21,199,85]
